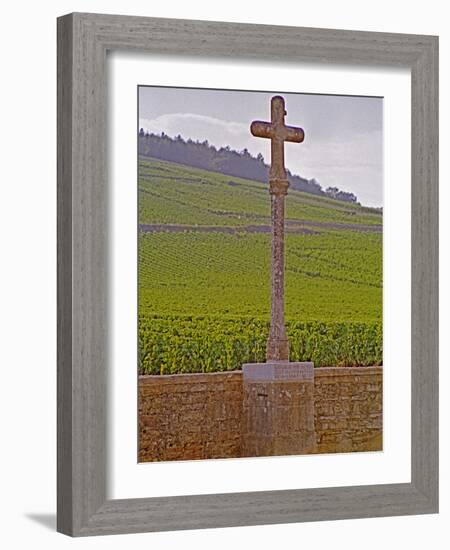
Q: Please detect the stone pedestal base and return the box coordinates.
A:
[242,361,316,457]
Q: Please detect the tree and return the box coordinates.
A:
[325,186,358,204]
[137,130,360,204]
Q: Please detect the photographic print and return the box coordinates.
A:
[138,86,383,462]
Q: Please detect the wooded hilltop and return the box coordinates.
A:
[139,130,360,204]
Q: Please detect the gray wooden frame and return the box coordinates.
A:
[57,12,438,537]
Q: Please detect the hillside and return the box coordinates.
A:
[139,132,360,203]
[138,156,383,374]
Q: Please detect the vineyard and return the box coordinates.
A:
[138,156,383,374]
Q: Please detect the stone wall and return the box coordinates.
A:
[314,367,383,453]
[139,371,243,462]
[139,366,382,462]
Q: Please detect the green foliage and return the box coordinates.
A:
[138,230,382,322]
[139,158,382,227]
[138,132,326,198]
[139,316,382,375]
[138,157,383,375]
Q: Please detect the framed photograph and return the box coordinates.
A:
[57,12,438,536]
[136,85,384,463]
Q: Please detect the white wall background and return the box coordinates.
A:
[0,1,447,548]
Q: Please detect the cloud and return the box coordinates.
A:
[140,113,251,147]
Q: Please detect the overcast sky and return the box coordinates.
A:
[139,86,383,207]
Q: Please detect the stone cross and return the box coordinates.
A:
[250,96,304,361]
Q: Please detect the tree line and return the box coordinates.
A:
[138,130,359,204]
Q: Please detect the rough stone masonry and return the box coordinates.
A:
[138,367,383,462]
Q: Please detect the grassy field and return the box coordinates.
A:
[138,156,383,374]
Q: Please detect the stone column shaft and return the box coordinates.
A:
[266,181,289,361]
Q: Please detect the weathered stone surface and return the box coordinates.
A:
[266,190,290,361]
[138,366,383,462]
[251,96,305,361]
[242,361,314,381]
[250,96,304,182]
[138,371,243,462]
[313,367,383,454]
[242,363,317,457]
